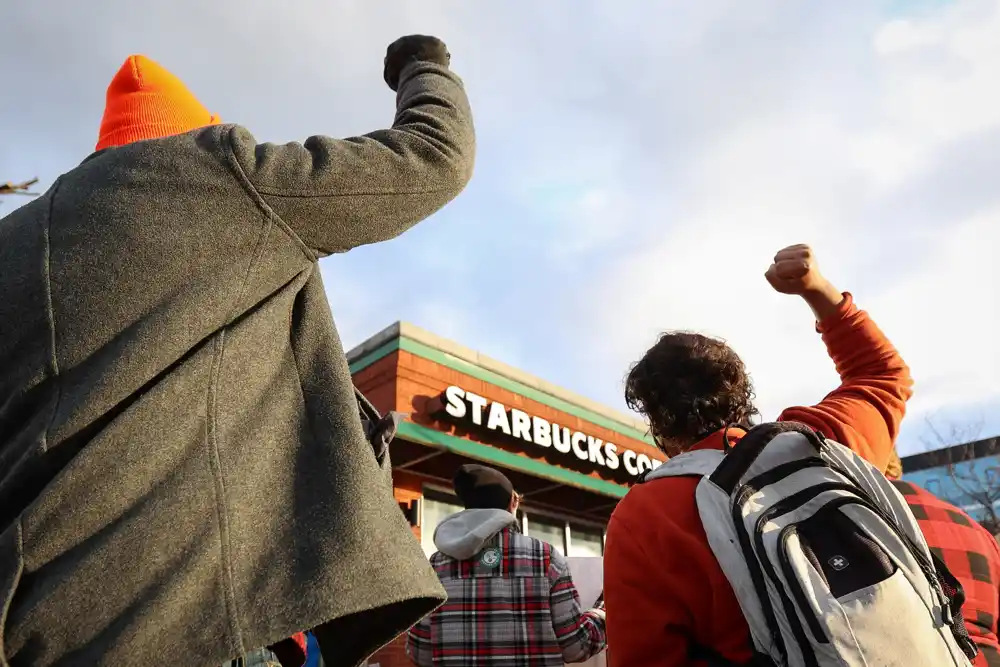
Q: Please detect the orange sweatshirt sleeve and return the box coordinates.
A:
[778,292,913,472]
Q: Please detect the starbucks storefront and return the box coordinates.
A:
[347,321,663,667]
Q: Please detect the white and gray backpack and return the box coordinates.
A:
[641,421,978,667]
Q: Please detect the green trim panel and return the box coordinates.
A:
[350,336,656,446]
[349,339,400,375]
[397,421,628,499]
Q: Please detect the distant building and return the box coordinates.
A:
[901,437,1000,524]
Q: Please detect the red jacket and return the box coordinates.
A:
[604,294,913,667]
[892,481,1000,667]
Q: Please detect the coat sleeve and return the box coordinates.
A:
[406,614,434,667]
[228,60,475,256]
[778,293,913,472]
[548,549,608,663]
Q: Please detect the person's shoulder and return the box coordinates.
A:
[895,479,959,513]
[428,549,454,572]
[71,126,240,181]
[504,531,565,576]
[896,482,999,550]
[168,123,241,159]
[612,473,701,528]
[893,479,959,517]
[512,530,553,555]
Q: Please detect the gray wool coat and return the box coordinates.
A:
[0,60,474,667]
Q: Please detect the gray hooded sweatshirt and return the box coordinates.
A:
[0,59,474,667]
[433,509,519,560]
[409,509,607,666]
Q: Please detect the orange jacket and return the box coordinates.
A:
[604,293,913,667]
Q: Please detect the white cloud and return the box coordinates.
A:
[576,0,1000,452]
[859,0,1000,187]
[867,208,999,413]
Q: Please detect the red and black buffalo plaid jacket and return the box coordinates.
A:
[893,480,1000,667]
[407,522,606,666]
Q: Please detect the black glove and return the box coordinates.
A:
[383,35,451,92]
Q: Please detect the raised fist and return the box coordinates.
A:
[764,244,828,296]
[383,35,451,92]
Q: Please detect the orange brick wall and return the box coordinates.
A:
[367,634,409,667]
[356,353,428,542]
[354,352,400,416]
[393,469,424,541]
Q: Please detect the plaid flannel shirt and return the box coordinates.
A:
[406,525,606,666]
[893,480,1000,667]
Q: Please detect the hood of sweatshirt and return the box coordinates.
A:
[432,508,518,560]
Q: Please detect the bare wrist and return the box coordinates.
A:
[802,281,844,322]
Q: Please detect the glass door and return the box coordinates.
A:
[525,514,568,555]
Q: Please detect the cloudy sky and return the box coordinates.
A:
[2,0,998,455]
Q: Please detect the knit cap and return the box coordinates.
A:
[96,55,220,151]
[453,464,515,510]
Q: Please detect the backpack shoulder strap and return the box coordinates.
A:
[642,421,823,487]
[641,449,725,483]
[708,421,824,493]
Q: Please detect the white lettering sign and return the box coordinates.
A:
[441,385,663,477]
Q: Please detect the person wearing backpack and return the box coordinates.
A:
[406,464,607,666]
[885,451,1000,666]
[603,245,975,666]
[0,36,473,667]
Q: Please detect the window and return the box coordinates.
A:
[421,495,464,557]
[526,515,567,555]
[523,512,606,558]
[568,525,604,557]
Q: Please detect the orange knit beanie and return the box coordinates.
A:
[95,55,221,151]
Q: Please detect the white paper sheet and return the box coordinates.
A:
[565,557,608,667]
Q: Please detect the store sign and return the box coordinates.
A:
[437,385,664,478]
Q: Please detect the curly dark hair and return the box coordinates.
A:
[625,332,758,454]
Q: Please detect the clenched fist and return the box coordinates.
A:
[383,35,451,92]
[765,244,827,295]
[765,244,844,321]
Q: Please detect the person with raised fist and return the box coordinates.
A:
[0,35,474,667]
[604,244,915,666]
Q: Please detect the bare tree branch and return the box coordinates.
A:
[919,414,1000,533]
[0,178,40,206]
